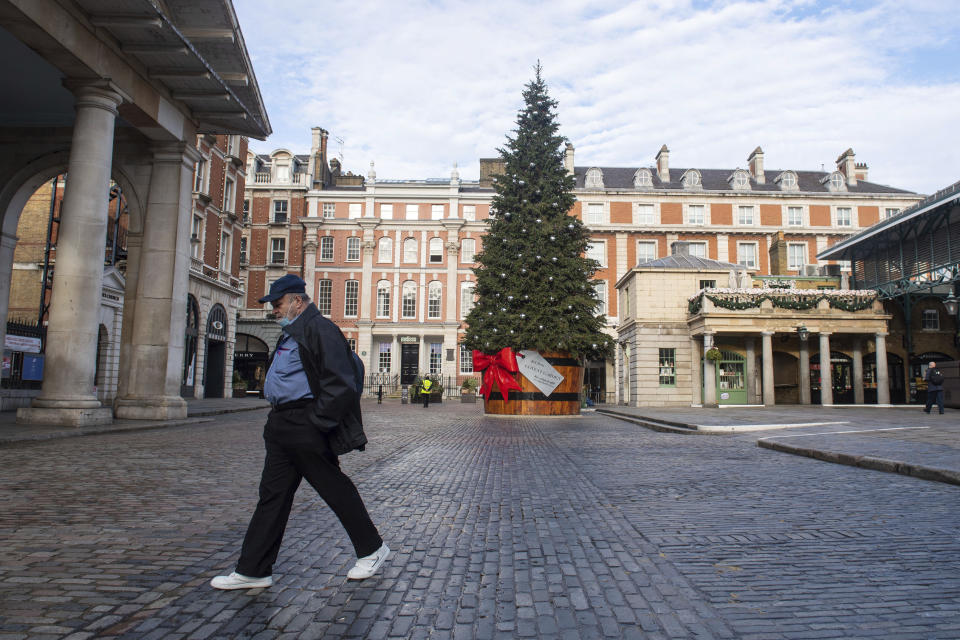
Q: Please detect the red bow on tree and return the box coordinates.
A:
[473,347,523,402]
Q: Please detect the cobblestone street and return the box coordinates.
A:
[2,402,959,639]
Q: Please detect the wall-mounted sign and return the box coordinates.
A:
[399,336,418,344]
[212,320,224,331]
[22,354,44,381]
[4,334,41,354]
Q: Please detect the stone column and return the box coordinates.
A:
[761,331,775,406]
[799,337,811,404]
[690,337,701,406]
[302,225,318,298]
[0,232,18,356]
[875,332,890,404]
[819,332,833,405]
[745,337,757,404]
[358,219,378,319]
[702,333,717,407]
[852,337,864,404]
[18,83,125,426]
[114,142,200,420]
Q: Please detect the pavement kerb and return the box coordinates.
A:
[595,408,703,434]
[758,438,960,487]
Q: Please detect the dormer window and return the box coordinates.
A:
[585,167,604,189]
[776,171,798,191]
[681,169,702,190]
[729,169,751,191]
[633,168,653,189]
[822,171,847,192]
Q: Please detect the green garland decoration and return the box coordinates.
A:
[690,292,877,313]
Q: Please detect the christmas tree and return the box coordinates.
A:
[464,64,610,361]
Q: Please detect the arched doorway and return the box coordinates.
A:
[773,351,799,404]
[181,295,199,397]
[811,351,853,404]
[910,352,953,405]
[864,352,905,404]
[234,333,269,395]
[715,350,746,405]
[203,304,228,398]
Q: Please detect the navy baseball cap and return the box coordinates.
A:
[258,274,307,304]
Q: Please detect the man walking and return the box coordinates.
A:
[211,275,389,590]
[924,361,945,415]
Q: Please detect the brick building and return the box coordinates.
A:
[237,130,922,400]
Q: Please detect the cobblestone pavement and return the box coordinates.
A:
[1,402,958,639]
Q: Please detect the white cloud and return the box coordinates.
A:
[235,0,960,194]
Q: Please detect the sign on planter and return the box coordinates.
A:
[516,350,564,396]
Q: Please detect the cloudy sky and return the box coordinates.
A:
[233,0,959,195]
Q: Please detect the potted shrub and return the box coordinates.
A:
[231,370,248,398]
[460,377,479,403]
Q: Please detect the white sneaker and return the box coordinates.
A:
[347,543,390,580]
[210,571,273,590]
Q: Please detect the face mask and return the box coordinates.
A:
[276,317,292,327]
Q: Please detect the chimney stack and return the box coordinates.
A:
[854,162,869,182]
[564,142,575,176]
[748,146,765,184]
[310,127,330,188]
[836,148,857,187]
[656,145,670,182]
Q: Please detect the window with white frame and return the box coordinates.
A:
[737,242,757,268]
[380,204,393,219]
[884,207,900,219]
[223,176,235,213]
[429,237,443,263]
[242,198,249,220]
[346,237,360,261]
[428,281,442,319]
[403,237,417,263]
[730,170,750,190]
[191,215,203,259]
[738,205,754,225]
[405,204,418,220]
[431,204,443,220]
[586,241,606,266]
[270,237,286,264]
[194,158,207,193]
[459,344,473,373]
[461,238,476,263]
[787,206,803,226]
[682,170,702,189]
[827,171,846,191]
[787,243,807,270]
[347,338,356,352]
[378,342,391,372]
[636,240,657,264]
[322,202,335,219]
[460,282,475,317]
[922,309,940,330]
[593,281,607,315]
[272,200,288,224]
[687,242,707,258]
[634,168,653,189]
[344,280,359,317]
[659,348,676,386]
[219,230,231,271]
[239,236,247,264]
[836,207,852,227]
[320,236,334,261]
[348,203,362,219]
[777,171,798,190]
[585,167,604,189]
[378,237,392,263]
[462,205,476,221]
[586,203,603,225]
[317,279,332,315]
[401,281,417,318]
[429,342,442,375]
[687,204,705,225]
[636,204,655,224]
[376,281,391,318]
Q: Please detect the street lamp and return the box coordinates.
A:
[943,293,958,317]
[797,325,809,341]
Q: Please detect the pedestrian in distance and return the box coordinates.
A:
[421,378,432,408]
[923,361,945,415]
[211,275,389,590]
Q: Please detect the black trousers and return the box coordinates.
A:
[925,389,944,414]
[236,408,382,578]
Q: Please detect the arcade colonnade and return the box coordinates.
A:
[0,82,199,426]
[695,329,890,406]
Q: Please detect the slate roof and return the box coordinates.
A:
[574,167,914,195]
[636,254,747,271]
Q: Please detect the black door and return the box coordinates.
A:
[401,344,419,385]
[204,340,226,398]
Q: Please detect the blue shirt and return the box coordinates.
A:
[264,333,313,405]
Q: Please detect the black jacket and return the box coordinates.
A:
[277,303,367,455]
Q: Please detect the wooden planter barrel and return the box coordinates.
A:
[484,351,583,416]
